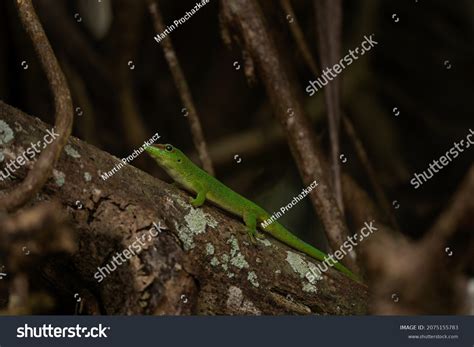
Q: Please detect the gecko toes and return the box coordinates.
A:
[255,231,265,239]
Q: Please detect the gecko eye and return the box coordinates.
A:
[165,145,173,152]
[177,159,182,163]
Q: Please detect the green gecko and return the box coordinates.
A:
[145,144,360,282]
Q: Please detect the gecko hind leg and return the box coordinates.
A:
[190,190,207,207]
[243,211,265,244]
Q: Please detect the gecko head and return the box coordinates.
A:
[145,144,186,169]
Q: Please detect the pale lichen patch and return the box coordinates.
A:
[52,169,66,187]
[286,251,308,277]
[205,242,215,256]
[210,257,220,267]
[227,235,249,269]
[257,238,272,247]
[64,145,81,158]
[0,120,14,145]
[218,254,236,278]
[230,253,249,269]
[84,172,92,182]
[285,251,318,293]
[247,271,259,287]
[228,235,240,257]
[173,198,218,251]
[220,254,229,271]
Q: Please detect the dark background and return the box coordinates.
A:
[0,0,472,251]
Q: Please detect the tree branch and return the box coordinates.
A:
[314,0,344,213]
[0,101,368,315]
[0,0,73,212]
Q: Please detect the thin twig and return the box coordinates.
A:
[0,0,73,212]
[147,0,215,175]
[314,0,344,213]
[280,0,319,75]
[60,58,97,145]
[342,114,399,230]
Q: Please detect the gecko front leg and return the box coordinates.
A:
[190,189,208,207]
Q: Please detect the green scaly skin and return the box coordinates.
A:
[145,144,360,283]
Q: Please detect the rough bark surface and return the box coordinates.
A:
[0,101,368,315]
